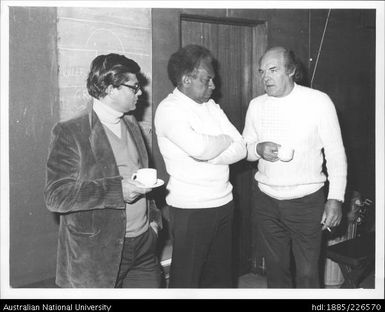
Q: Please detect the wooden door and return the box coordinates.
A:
[181,16,267,278]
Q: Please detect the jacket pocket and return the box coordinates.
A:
[63,210,99,236]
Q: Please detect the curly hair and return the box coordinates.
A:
[86,53,140,99]
[167,44,213,87]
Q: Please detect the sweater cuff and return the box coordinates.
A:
[254,143,262,159]
[327,181,347,203]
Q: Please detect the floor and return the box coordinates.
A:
[238,272,267,288]
[22,240,375,289]
[23,270,374,289]
[237,270,375,288]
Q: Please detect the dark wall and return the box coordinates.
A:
[9,7,59,287]
[309,9,376,201]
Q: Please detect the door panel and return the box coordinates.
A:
[181,20,264,130]
[181,18,266,277]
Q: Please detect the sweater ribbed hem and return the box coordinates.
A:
[166,194,233,209]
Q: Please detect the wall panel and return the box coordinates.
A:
[57,8,153,145]
[9,7,59,287]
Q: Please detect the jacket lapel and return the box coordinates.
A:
[88,109,120,177]
[122,114,148,168]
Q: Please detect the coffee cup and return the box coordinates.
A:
[277,146,294,162]
[131,168,157,186]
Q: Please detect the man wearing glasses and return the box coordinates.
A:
[44,54,162,288]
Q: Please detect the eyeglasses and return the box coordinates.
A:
[121,83,141,94]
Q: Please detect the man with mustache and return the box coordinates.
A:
[155,44,246,287]
[44,54,162,288]
[243,47,347,288]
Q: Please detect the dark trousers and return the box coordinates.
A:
[115,227,161,288]
[168,201,234,288]
[254,187,325,288]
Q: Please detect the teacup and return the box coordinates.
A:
[131,168,157,186]
[277,146,294,162]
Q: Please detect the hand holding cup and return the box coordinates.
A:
[123,168,157,203]
[277,145,295,162]
[131,168,158,187]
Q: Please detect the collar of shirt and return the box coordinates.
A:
[265,83,298,102]
[93,98,124,125]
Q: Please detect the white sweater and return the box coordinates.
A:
[155,88,247,208]
[243,83,347,201]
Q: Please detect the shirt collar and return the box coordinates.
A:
[93,98,123,124]
[266,83,298,101]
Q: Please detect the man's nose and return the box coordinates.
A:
[209,79,215,90]
[263,72,273,83]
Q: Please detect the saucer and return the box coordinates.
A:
[132,179,164,188]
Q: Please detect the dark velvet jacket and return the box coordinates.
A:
[44,108,160,287]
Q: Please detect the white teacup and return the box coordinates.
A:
[131,168,157,186]
[277,146,294,162]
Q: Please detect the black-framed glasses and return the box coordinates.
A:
[121,83,141,94]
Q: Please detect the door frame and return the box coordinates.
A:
[179,13,268,103]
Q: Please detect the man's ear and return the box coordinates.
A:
[181,74,191,86]
[105,85,116,97]
[288,70,295,78]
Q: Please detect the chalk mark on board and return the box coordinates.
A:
[86,28,125,53]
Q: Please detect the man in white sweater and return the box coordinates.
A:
[243,47,347,288]
[155,45,246,287]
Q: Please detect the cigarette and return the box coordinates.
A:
[322,223,332,232]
